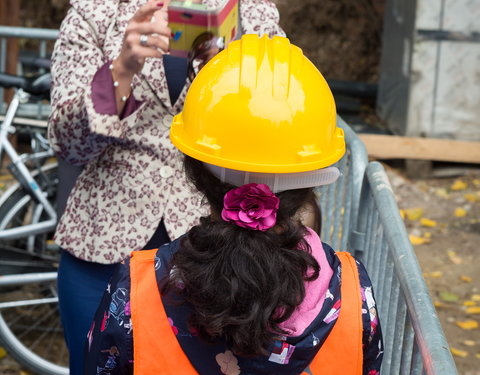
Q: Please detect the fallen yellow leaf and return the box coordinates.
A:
[0,346,6,359]
[435,188,450,198]
[451,180,468,191]
[404,207,423,221]
[473,179,480,188]
[464,193,480,203]
[464,301,476,307]
[425,271,443,278]
[405,207,423,221]
[440,291,459,302]
[451,347,469,358]
[467,307,480,315]
[424,231,432,239]
[463,340,476,347]
[420,218,437,227]
[434,301,444,308]
[454,208,467,217]
[399,209,405,220]
[409,234,429,245]
[472,295,480,301]
[456,320,479,330]
[460,275,473,283]
[476,353,480,359]
[447,250,463,265]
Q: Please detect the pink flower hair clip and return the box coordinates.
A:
[221,183,280,231]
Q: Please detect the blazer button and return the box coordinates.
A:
[163,115,174,128]
[160,166,173,178]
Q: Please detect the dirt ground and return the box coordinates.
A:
[385,165,480,375]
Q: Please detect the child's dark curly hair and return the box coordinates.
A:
[162,156,321,356]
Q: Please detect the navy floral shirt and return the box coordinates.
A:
[84,237,383,375]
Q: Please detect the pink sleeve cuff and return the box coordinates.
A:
[91,61,142,120]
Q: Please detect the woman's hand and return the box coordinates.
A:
[116,0,171,76]
[112,0,171,114]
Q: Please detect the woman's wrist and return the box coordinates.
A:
[109,59,136,114]
[112,57,136,80]
[110,59,135,101]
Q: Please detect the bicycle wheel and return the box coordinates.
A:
[0,163,59,274]
[0,163,69,374]
[0,274,68,375]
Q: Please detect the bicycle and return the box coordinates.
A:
[0,65,68,374]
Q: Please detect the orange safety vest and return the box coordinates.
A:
[130,249,363,375]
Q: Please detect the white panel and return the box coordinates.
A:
[443,0,480,32]
[406,40,438,137]
[415,0,442,29]
[434,41,480,140]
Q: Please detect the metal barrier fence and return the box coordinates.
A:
[318,116,369,251]
[317,119,457,374]
[350,162,458,374]
[0,26,57,118]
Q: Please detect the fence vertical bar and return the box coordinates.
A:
[411,340,424,375]
[340,157,353,250]
[390,297,407,374]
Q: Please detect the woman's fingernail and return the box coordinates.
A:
[157,2,164,6]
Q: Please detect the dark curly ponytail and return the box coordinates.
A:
[162,156,321,356]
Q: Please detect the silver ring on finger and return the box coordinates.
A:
[140,34,148,47]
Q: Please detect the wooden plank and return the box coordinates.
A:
[359,134,480,164]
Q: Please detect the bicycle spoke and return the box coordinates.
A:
[0,308,24,326]
[27,316,56,352]
[43,315,60,358]
[16,301,58,341]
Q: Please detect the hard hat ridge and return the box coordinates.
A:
[235,34,303,100]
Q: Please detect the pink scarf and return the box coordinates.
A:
[279,228,334,336]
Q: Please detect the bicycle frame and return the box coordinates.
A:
[0,88,57,240]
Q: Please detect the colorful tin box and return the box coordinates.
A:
[168,0,239,58]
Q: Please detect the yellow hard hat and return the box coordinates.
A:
[170,34,345,173]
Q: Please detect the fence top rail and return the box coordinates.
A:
[365,161,458,375]
[0,26,58,40]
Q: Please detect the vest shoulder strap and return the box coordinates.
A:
[308,251,364,374]
[130,249,198,375]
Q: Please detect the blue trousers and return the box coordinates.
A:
[57,250,117,375]
[57,220,170,374]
